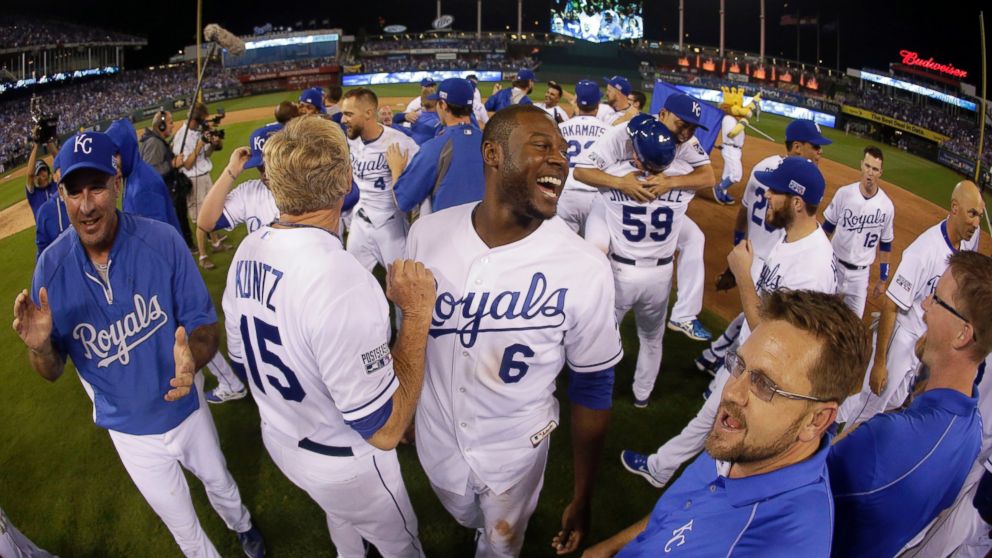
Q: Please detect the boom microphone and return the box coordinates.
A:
[204,24,246,56]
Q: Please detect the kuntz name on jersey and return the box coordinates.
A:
[430,272,568,348]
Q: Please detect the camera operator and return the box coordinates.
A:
[172,102,229,269]
[25,137,58,223]
[140,110,195,249]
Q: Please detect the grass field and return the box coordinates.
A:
[0,82,979,556]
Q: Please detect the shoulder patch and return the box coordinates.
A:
[361,342,393,374]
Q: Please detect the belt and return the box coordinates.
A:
[611,253,674,267]
[837,258,868,271]
[298,437,354,457]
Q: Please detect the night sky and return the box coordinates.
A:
[5,0,988,85]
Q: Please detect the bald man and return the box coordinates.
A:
[839,181,985,427]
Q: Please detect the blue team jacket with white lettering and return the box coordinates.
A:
[32,212,216,435]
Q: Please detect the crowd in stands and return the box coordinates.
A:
[361,36,506,53]
[230,58,337,76]
[358,54,536,74]
[0,17,142,50]
[0,65,239,168]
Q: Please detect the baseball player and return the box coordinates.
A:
[484,69,535,113]
[712,87,749,205]
[223,116,431,558]
[299,87,327,115]
[25,139,59,222]
[13,131,265,558]
[597,76,635,126]
[341,87,420,272]
[556,80,608,234]
[405,78,437,114]
[822,146,894,319]
[388,78,484,215]
[466,75,491,127]
[391,94,442,146]
[600,120,690,407]
[574,94,717,342]
[621,156,836,489]
[695,119,833,375]
[34,139,70,257]
[838,180,984,427]
[534,80,570,123]
[407,105,623,557]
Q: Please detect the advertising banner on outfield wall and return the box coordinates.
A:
[840,106,950,143]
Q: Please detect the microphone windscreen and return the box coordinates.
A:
[204,24,246,56]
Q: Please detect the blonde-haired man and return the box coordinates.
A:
[222,116,436,557]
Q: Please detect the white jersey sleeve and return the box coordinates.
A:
[673,136,710,168]
[220,179,280,233]
[886,235,928,312]
[596,103,617,124]
[577,123,631,171]
[350,127,420,227]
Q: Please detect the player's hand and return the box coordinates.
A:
[385,143,410,176]
[404,111,421,124]
[642,173,671,198]
[868,360,887,396]
[553,499,590,555]
[616,172,654,203]
[492,82,503,95]
[870,279,887,300]
[12,288,53,352]
[386,260,437,319]
[563,89,577,105]
[727,240,754,280]
[227,146,250,176]
[166,326,196,402]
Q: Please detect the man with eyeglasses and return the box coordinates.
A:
[621,156,836,488]
[839,180,984,427]
[582,290,870,557]
[829,251,992,558]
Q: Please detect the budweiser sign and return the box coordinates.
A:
[898,50,967,79]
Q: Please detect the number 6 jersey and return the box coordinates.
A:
[406,202,624,495]
[222,225,399,456]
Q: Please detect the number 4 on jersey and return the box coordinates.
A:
[374,177,386,190]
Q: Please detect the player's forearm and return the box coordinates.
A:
[27,340,65,382]
[198,166,237,231]
[187,323,220,371]
[738,276,761,331]
[734,207,747,238]
[873,297,898,364]
[369,310,431,450]
[664,165,716,191]
[570,404,610,505]
[26,144,39,188]
[593,515,650,557]
[573,167,621,190]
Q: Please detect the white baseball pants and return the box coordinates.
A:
[346,210,409,272]
[669,217,705,324]
[261,424,423,558]
[612,260,674,402]
[430,443,549,558]
[834,259,870,319]
[700,313,745,364]
[838,322,919,426]
[107,376,251,558]
[205,352,245,394]
[0,507,57,558]
[899,469,991,558]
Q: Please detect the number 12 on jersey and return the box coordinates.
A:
[240,316,307,402]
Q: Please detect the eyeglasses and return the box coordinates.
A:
[930,292,976,340]
[725,351,828,403]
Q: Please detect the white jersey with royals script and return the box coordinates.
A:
[740,155,787,260]
[578,123,710,175]
[742,227,836,345]
[407,203,624,494]
[217,179,280,234]
[222,226,399,456]
[600,160,694,262]
[887,221,980,339]
[560,115,609,192]
[822,183,896,266]
[349,126,420,227]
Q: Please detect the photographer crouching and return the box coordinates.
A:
[172,102,230,269]
[140,110,195,250]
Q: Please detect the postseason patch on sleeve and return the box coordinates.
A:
[361,342,393,375]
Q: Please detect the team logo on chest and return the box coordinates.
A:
[840,208,887,233]
[756,262,783,294]
[430,272,568,348]
[72,294,169,367]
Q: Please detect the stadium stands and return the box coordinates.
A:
[0,17,143,50]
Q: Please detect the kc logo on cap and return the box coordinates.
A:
[252,135,266,151]
[74,134,93,154]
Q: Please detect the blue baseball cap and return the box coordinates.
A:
[299,88,326,113]
[244,123,283,170]
[630,119,676,173]
[575,80,602,108]
[603,75,632,96]
[59,131,118,183]
[426,78,474,107]
[754,156,826,206]
[785,119,832,146]
[34,159,50,175]
[516,68,536,82]
[420,77,437,88]
[663,93,710,131]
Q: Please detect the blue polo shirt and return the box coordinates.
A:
[829,388,982,558]
[392,110,442,146]
[617,436,835,557]
[35,194,70,258]
[393,123,484,213]
[26,181,59,221]
[32,212,216,436]
[484,88,533,112]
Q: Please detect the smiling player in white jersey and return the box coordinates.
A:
[407,105,623,557]
[556,80,609,234]
[599,120,691,408]
[575,93,716,342]
[341,87,420,271]
[838,180,984,427]
[223,116,433,557]
[621,156,836,489]
[822,146,895,319]
[696,119,833,375]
